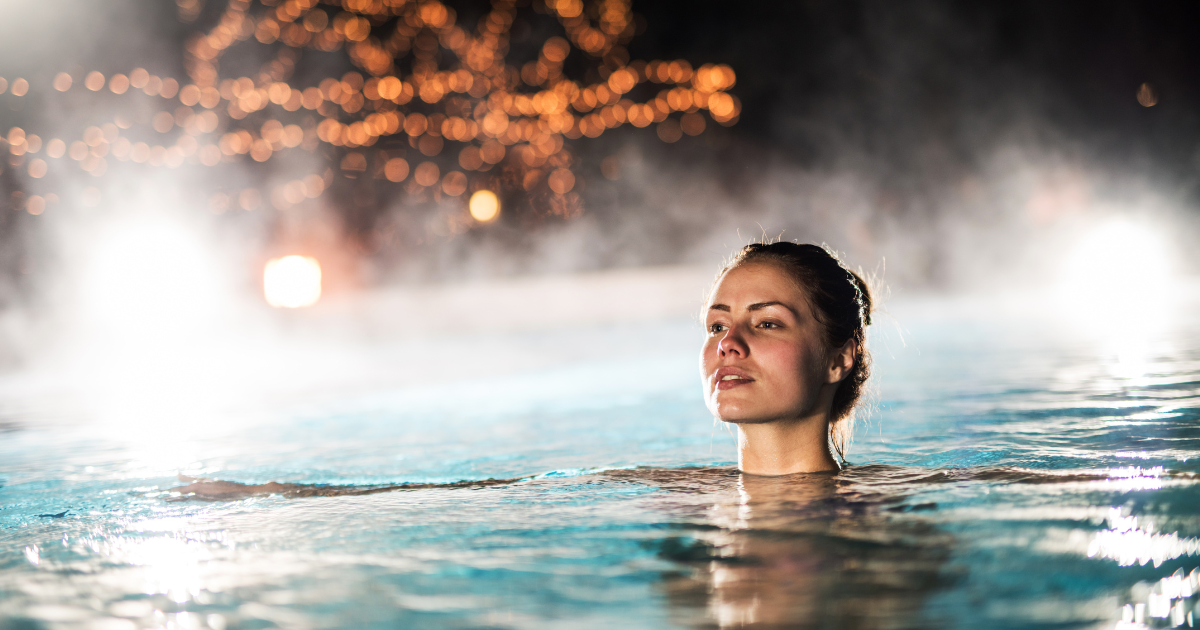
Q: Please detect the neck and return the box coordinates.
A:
[736,413,840,475]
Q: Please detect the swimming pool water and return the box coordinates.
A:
[2,293,1198,629]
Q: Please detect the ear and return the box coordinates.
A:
[826,339,856,384]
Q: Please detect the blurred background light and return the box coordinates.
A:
[468,189,500,223]
[81,217,222,337]
[263,255,322,308]
[1059,218,1173,331]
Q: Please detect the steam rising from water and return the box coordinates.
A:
[0,0,1197,378]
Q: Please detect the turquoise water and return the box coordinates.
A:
[1,295,1199,629]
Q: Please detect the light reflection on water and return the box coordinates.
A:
[1,291,1199,629]
[1090,507,1200,568]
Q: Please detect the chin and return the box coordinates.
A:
[718,415,776,425]
[708,397,777,424]
[709,390,820,425]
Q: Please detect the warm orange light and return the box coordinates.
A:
[384,157,409,182]
[680,112,706,136]
[442,171,468,196]
[469,190,500,222]
[109,74,129,94]
[263,255,322,308]
[547,168,575,194]
[1137,83,1158,108]
[84,72,105,91]
[12,0,737,226]
[414,161,440,187]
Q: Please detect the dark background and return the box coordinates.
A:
[636,1,1200,172]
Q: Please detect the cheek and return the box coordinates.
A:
[759,338,822,387]
[699,338,718,375]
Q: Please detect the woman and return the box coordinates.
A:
[701,241,872,475]
[172,241,872,499]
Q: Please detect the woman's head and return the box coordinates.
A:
[700,242,872,459]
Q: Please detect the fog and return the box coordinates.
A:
[0,0,1197,391]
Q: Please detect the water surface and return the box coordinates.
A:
[2,294,1198,629]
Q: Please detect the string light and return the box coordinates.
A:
[2,0,737,227]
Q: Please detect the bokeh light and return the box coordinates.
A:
[263,255,322,308]
[1137,82,1158,107]
[469,189,500,222]
[0,0,739,238]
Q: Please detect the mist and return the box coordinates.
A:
[1,0,1197,381]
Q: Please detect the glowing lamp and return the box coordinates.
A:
[263,255,322,308]
[469,190,500,222]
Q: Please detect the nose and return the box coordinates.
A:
[717,326,748,358]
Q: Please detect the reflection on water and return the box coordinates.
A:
[1090,507,1200,568]
[626,468,955,629]
[1,290,1200,629]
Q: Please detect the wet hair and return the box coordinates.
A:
[716,242,873,460]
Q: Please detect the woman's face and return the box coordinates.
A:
[701,262,837,424]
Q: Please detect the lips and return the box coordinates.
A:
[713,367,755,391]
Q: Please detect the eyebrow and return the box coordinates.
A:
[707,301,798,315]
[748,301,791,313]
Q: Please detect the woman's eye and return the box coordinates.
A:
[708,323,726,333]
[758,321,780,329]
